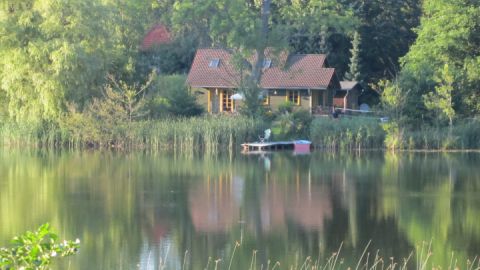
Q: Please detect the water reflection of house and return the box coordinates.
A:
[260,184,286,232]
[189,176,244,233]
[286,186,332,231]
[188,175,333,234]
[258,184,332,232]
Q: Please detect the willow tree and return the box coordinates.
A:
[0,0,153,123]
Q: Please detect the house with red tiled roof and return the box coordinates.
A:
[187,48,356,114]
[141,24,172,50]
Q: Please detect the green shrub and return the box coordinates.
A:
[149,75,203,117]
[0,224,79,270]
[277,101,294,114]
[382,122,404,151]
[273,109,313,140]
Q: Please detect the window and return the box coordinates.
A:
[287,90,300,105]
[263,59,272,68]
[209,58,220,68]
[220,90,233,112]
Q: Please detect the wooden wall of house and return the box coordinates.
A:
[194,87,341,114]
[325,86,334,107]
[194,88,239,113]
[300,92,311,111]
[267,89,310,112]
[268,89,287,110]
[311,90,328,108]
[347,89,359,109]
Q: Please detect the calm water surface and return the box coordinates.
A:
[1,150,480,269]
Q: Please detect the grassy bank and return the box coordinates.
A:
[0,116,265,153]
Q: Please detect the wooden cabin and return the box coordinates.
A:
[187,48,346,114]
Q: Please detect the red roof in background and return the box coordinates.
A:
[141,24,172,50]
[187,49,338,89]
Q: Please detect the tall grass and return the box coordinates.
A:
[403,119,480,150]
[158,241,479,270]
[310,117,385,151]
[2,115,480,152]
[0,121,60,149]
[137,116,264,153]
[310,116,480,151]
[0,115,265,153]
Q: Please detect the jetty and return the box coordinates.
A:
[241,140,311,152]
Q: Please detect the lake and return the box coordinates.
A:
[1,150,479,269]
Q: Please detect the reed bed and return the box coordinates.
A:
[2,115,480,152]
[403,119,480,150]
[0,115,265,153]
[138,115,264,153]
[310,117,385,151]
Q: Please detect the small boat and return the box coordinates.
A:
[293,140,311,153]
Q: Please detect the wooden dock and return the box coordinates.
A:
[242,140,312,153]
[242,141,307,152]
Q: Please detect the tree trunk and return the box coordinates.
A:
[251,0,271,85]
[241,0,271,116]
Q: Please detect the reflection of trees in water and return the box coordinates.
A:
[2,151,480,269]
[375,153,480,268]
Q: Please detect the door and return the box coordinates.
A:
[219,89,233,112]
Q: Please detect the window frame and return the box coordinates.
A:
[209,58,220,68]
[286,90,301,105]
[263,59,272,68]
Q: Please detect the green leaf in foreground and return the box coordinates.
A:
[0,223,80,270]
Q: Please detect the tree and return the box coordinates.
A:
[0,0,153,123]
[423,64,455,131]
[107,73,155,123]
[341,0,421,83]
[397,0,480,124]
[282,0,356,76]
[344,31,363,82]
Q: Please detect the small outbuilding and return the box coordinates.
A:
[333,81,362,111]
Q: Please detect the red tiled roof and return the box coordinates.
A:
[186,49,241,88]
[261,55,333,89]
[141,24,172,50]
[187,49,337,89]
